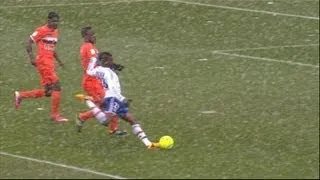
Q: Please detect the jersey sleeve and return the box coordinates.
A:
[80,45,88,63]
[86,57,98,76]
[116,92,126,102]
[81,44,98,70]
[84,44,98,59]
[30,27,46,42]
[88,47,98,60]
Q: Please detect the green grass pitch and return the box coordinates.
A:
[0,0,319,178]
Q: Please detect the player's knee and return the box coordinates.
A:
[52,81,61,91]
[44,85,52,97]
[126,113,135,121]
[122,113,136,125]
[99,116,112,126]
[100,120,109,126]
[44,82,61,96]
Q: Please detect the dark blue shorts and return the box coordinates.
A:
[101,97,128,117]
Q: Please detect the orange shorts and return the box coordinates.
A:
[36,64,59,86]
[82,80,105,103]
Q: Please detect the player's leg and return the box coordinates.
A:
[46,81,68,122]
[76,97,126,135]
[78,82,104,122]
[116,101,159,149]
[14,65,46,109]
[14,89,45,109]
[122,113,159,148]
[91,85,121,133]
[78,83,120,133]
[40,67,68,122]
[76,98,106,132]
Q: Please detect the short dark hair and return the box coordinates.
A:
[48,12,59,20]
[81,26,92,37]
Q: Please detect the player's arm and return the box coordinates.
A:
[123,98,132,107]
[115,88,131,107]
[116,90,126,102]
[26,37,36,66]
[27,28,46,66]
[54,51,64,68]
[86,57,98,76]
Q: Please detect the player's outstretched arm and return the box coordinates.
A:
[111,63,124,71]
[86,57,98,76]
[26,37,36,66]
[54,51,64,68]
[123,98,133,107]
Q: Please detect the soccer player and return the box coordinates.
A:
[14,12,68,122]
[75,52,159,149]
[78,27,121,134]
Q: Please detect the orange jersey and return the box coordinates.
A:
[80,42,100,83]
[30,25,58,65]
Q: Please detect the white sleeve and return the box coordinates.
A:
[117,93,126,102]
[86,57,98,76]
[114,76,126,101]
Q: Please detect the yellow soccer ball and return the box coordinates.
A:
[159,136,174,149]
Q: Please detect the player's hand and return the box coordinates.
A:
[30,59,37,67]
[123,98,132,107]
[116,64,124,71]
[111,64,124,71]
[59,62,65,69]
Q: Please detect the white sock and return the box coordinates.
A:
[92,108,107,124]
[132,124,152,147]
[85,100,96,109]
[85,100,108,124]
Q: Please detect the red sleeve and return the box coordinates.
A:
[87,45,98,59]
[80,44,88,59]
[30,27,46,42]
[80,44,90,70]
[80,43,99,70]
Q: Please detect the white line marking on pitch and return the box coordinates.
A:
[166,0,319,20]
[200,110,217,114]
[213,44,319,53]
[0,0,144,8]
[1,0,319,20]
[213,52,319,68]
[152,66,165,69]
[198,58,208,61]
[0,152,128,179]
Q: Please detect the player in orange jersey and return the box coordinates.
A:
[76,27,124,135]
[14,12,68,122]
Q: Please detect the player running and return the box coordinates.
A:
[77,27,124,134]
[75,52,160,149]
[14,12,68,122]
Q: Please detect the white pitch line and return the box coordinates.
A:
[0,151,127,179]
[200,110,216,114]
[198,58,208,61]
[213,44,319,53]
[0,1,101,8]
[151,66,165,69]
[0,0,146,8]
[0,0,319,20]
[166,0,320,20]
[214,52,319,68]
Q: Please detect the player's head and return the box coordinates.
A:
[47,12,59,29]
[81,26,96,44]
[98,52,114,67]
